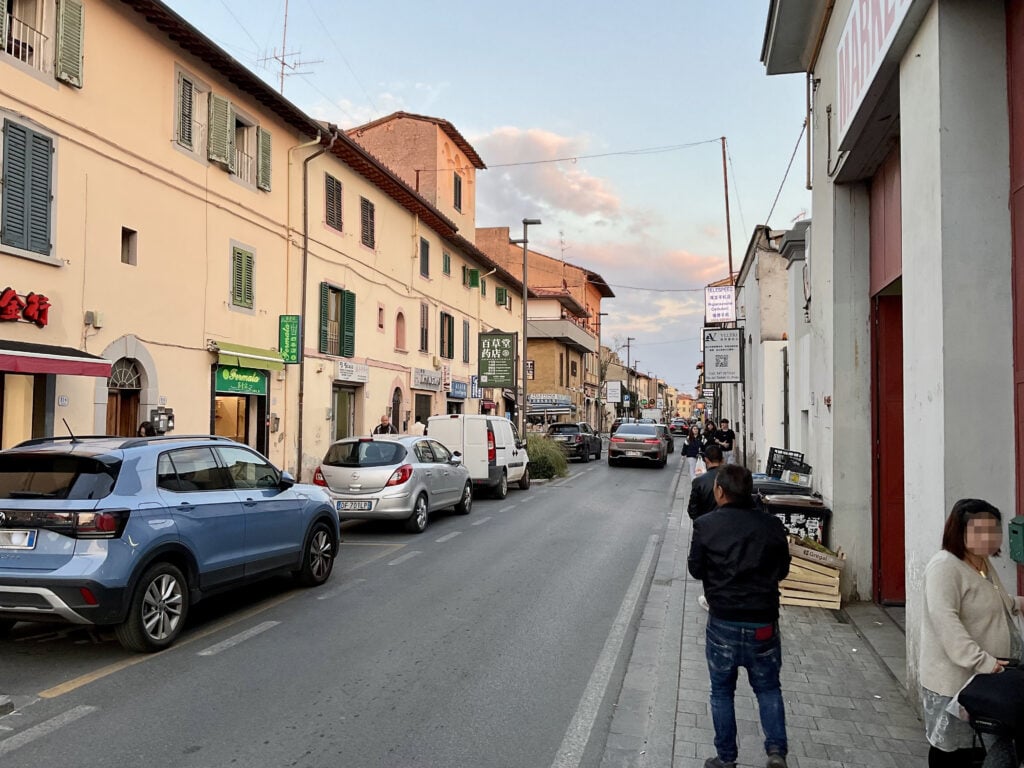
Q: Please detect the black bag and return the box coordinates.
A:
[958,667,1024,735]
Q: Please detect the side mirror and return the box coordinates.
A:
[279,470,296,491]
[450,454,463,466]
[516,440,525,450]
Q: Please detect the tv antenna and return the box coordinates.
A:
[259,0,322,95]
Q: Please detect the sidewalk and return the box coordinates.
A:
[601,467,929,768]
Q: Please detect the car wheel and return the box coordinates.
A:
[608,457,617,467]
[297,521,335,586]
[0,619,15,637]
[657,458,667,468]
[518,467,531,490]
[405,494,429,533]
[454,482,473,514]
[493,471,508,499]
[115,562,189,653]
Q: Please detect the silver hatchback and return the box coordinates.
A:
[313,436,472,533]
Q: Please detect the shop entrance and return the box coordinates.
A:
[332,387,356,441]
[414,393,432,426]
[213,366,267,454]
[106,358,142,436]
[446,400,462,414]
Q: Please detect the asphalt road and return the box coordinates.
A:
[0,449,682,768]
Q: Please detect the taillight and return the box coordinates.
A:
[79,588,98,605]
[74,509,130,539]
[312,467,327,486]
[487,430,496,463]
[386,464,414,486]
[643,439,662,445]
[610,437,625,443]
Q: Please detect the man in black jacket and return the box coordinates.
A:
[687,444,724,520]
[688,464,791,768]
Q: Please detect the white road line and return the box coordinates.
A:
[197,621,279,657]
[388,550,422,566]
[316,578,367,601]
[0,705,97,757]
[549,534,659,768]
[471,516,492,526]
[435,531,461,543]
[499,505,517,514]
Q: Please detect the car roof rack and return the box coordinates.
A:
[119,435,238,448]
[14,435,116,447]
[12,434,238,449]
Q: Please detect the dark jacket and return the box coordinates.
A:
[687,465,720,520]
[687,503,791,624]
[682,436,702,458]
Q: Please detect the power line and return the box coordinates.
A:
[726,143,748,236]
[604,282,707,293]
[216,0,262,51]
[304,0,380,116]
[488,138,721,169]
[764,121,806,227]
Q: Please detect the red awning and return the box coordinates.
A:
[0,341,112,377]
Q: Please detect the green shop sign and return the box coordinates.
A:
[216,366,268,396]
[278,315,301,364]
[478,331,517,389]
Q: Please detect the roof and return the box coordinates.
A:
[348,111,487,170]
[531,288,588,317]
[584,269,615,298]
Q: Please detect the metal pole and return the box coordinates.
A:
[721,136,734,283]
[521,227,529,436]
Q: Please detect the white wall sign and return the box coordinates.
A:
[704,285,736,324]
[606,380,622,404]
[412,367,442,391]
[703,328,743,384]
[336,361,370,383]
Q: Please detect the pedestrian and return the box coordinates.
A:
[409,417,426,436]
[920,498,1024,768]
[372,415,399,435]
[688,463,791,768]
[703,419,718,453]
[716,418,736,464]
[136,421,157,437]
[682,424,703,477]
[688,444,724,520]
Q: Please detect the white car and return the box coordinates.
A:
[313,436,472,533]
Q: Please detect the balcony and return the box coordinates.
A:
[234,147,256,185]
[4,13,50,74]
[528,318,596,354]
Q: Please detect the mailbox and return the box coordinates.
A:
[1009,517,1024,564]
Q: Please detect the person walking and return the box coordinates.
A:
[682,424,703,477]
[703,419,719,454]
[920,498,1024,768]
[688,463,791,768]
[372,415,399,435]
[136,421,157,437]
[716,418,736,465]
[688,444,724,520]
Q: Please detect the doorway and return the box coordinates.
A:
[414,394,432,426]
[332,387,356,441]
[106,358,142,436]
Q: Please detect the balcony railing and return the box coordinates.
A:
[234,147,256,185]
[4,14,50,74]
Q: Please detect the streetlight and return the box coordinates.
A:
[510,218,541,435]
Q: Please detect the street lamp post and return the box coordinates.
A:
[596,311,608,433]
[625,336,636,418]
[510,218,541,436]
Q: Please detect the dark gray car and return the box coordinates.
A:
[546,422,602,462]
[607,424,668,468]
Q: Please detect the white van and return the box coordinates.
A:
[426,414,530,498]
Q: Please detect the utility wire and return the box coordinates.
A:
[305,0,381,116]
[487,138,721,169]
[216,0,263,51]
[726,143,748,237]
[604,282,708,293]
[764,121,806,227]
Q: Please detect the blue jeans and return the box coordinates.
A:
[705,615,788,763]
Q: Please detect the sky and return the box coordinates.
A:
[164,0,811,395]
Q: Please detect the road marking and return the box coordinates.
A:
[339,540,404,546]
[499,505,517,514]
[197,621,279,657]
[316,578,367,601]
[435,531,461,543]
[0,706,97,757]
[549,534,659,768]
[388,550,422,566]
[471,516,492,526]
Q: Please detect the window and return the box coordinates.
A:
[121,227,137,266]
[462,320,470,363]
[325,174,343,231]
[217,445,279,489]
[377,304,385,331]
[175,72,205,152]
[559,353,564,386]
[395,311,406,350]
[231,247,254,309]
[206,95,270,190]
[319,283,356,357]
[360,197,375,248]
[481,278,487,298]
[1,119,52,256]
[419,237,430,278]
[442,251,451,275]
[419,302,429,352]
[157,448,225,492]
[571,360,578,378]
[495,287,508,307]
[453,172,462,211]
[440,312,455,360]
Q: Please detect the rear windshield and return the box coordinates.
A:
[615,425,657,437]
[547,425,580,434]
[323,441,407,468]
[0,455,120,500]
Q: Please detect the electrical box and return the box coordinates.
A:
[1010,517,1024,564]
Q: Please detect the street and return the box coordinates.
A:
[0,450,681,768]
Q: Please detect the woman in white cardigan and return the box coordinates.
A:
[920,498,1024,767]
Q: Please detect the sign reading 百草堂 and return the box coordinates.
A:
[703,328,743,384]
[477,332,517,389]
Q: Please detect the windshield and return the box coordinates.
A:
[0,454,120,500]
[547,425,580,434]
[323,441,407,467]
[615,425,658,437]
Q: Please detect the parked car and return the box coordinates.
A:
[0,435,338,652]
[314,435,472,534]
[669,418,688,435]
[546,422,602,462]
[426,414,529,498]
[607,424,668,468]
[654,424,675,453]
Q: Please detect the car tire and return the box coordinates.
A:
[493,471,509,499]
[115,562,189,653]
[608,457,617,467]
[405,494,429,533]
[0,619,14,637]
[657,458,667,469]
[454,482,473,514]
[297,521,335,586]
[518,467,531,490]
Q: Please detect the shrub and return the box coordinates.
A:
[526,434,569,480]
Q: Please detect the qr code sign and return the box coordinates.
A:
[715,354,729,368]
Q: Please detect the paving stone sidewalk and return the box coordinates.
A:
[601,469,930,768]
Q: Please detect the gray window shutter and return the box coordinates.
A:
[207,93,234,170]
[55,0,84,88]
[256,127,272,191]
[26,132,53,255]
[177,75,194,150]
[1,121,52,255]
[319,283,330,353]
[341,290,356,358]
[0,12,8,58]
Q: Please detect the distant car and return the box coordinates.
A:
[0,435,338,652]
[314,435,472,534]
[608,416,657,435]
[654,424,675,453]
[546,422,602,462]
[669,418,688,435]
[608,424,668,468]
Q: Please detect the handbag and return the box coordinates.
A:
[958,666,1024,735]
[694,457,707,477]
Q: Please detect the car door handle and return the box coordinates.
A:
[242,499,257,507]
[424,471,433,476]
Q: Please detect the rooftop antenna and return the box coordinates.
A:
[260,0,322,96]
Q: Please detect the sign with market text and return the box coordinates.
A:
[704,285,735,324]
[477,332,516,389]
[278,315,300,363]
[216,366,267,396]
[703,327,743,384]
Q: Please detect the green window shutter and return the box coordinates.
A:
[232,247,253,308]
[447,315,455,359]
[256,127,272,191]
[443,252,451,275]
[420,238,429,277]
[360,197,375,248]
[207,93,234,170]
[481,278,487,298]
[176,74,194,150]
[461,265,467,285]
[318,283,331,353]
[55,0,84,88]
[1,121,52,255]
[0,11,7,54]
[468,269,480,288]
[341,290,356,358]
[325,174,342,230]
[495,287,507,306]
[462,320,470,363]
[453,173,462,211]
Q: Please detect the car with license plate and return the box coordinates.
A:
[545,422,602,462]
[607,424,668,468]
[669,418,688,435]
[314,435,472,533]
[654,424,675,453]
[0,435,338,652]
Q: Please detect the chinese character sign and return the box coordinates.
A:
[0,286,50,327]
[704,285,736,324]
[477,332,517,389]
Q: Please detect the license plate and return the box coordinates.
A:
[625,450,642,457]
[0,529,37,549]
[337,501,373,512]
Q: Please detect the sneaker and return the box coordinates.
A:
[698,594,710,612]
[704,758,736,768]
[766,753,788,768]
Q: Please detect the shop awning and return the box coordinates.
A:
[0,341,112,377]
[209,341,285,371]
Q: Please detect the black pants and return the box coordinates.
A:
[928,746,983,767]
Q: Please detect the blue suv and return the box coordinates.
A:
[0,435,339,652]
